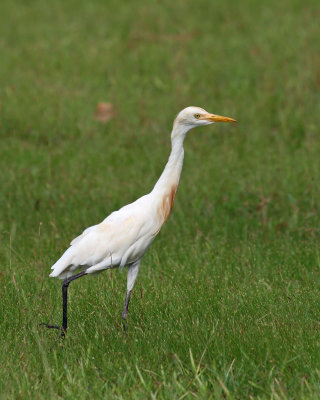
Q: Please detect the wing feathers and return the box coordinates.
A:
[49,195,157,279]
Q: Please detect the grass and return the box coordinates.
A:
[1,0,320,398]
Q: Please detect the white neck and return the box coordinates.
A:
[152,123,189,194]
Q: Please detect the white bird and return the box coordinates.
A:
[41,106,236,336]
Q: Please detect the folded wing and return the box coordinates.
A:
[50,194,158,279]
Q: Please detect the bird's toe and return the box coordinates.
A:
[40,323,66,337]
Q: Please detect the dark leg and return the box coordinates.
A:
[41,271,87,337]
[121,290,132,332]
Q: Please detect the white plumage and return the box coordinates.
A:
[43,106,236,336]
[50,194,157,279]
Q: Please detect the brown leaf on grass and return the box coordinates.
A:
[275,221,288,232]
[127,31,199,49]
[94,102,115,123]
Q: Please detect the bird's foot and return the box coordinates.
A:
[39,323,66,338]
[121,318,128,334]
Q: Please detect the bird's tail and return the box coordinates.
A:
[49,247,75,279]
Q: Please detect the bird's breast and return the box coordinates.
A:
[156,183,178,226]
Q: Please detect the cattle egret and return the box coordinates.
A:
[41,106,236,337]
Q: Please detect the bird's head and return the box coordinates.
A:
[173,106,236,133]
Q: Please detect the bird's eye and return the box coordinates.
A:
[194,114,201,119]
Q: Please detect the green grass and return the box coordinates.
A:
[1,0,320,398]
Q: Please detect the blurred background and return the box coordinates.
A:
[0,0,319,398]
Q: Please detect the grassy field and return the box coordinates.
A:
[1,0,320,398]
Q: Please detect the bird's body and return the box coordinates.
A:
[50,140,182,280]
[50,192,159,279]
[43,106,236,336]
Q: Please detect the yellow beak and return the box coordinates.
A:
[202,113,237,123]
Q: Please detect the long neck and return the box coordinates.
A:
[152,124,187,194]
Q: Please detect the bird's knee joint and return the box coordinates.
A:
[62,281,70,289]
